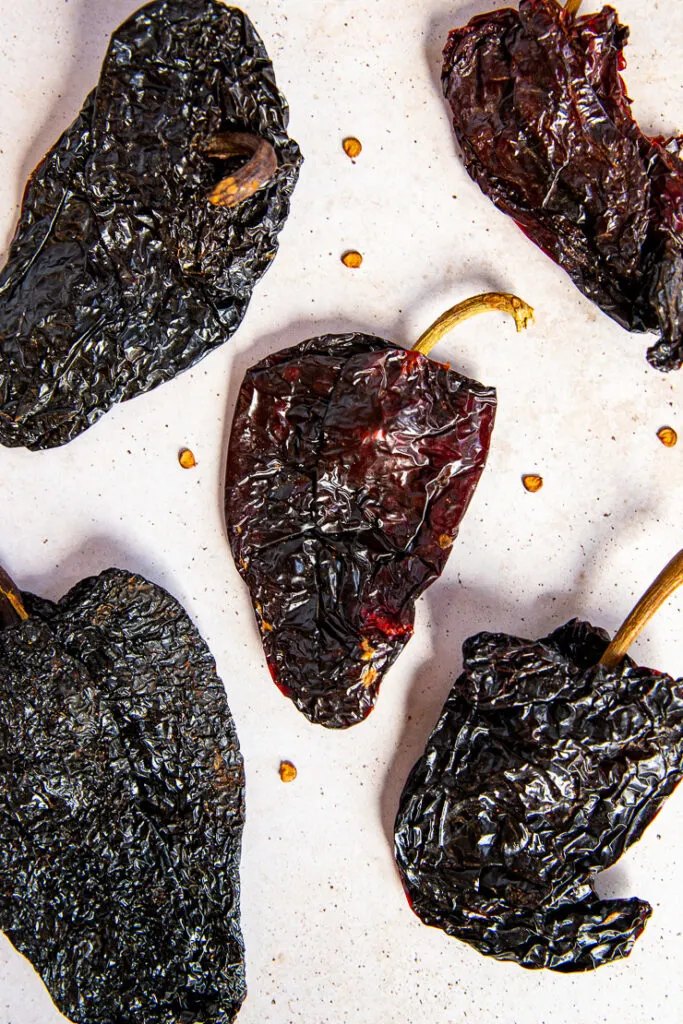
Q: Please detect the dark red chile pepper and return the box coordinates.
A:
[395,550,683,971]
[442,0,683,371]
[225,293,534,729]
[0,0,302,450]
[0,565,246,1023]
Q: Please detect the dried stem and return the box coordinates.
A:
[207,132,278,209]
[600,550,683,669]
[412,293,534,357]
[0,566,28,629]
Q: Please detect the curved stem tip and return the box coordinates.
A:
[600,549,683,670]
[411,293,534,357]
[207,132,278,209]
[0,566,28,630]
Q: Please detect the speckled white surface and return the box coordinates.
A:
[1,1,683,1022]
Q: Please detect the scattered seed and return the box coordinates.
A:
[438,534,453,549]
[279,761,297,783]
[343,137,362,159]
[522,474,543,493]
[178,448,197,469]
[657,426,678,448]
[341,250,363,269]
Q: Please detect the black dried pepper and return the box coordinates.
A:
[225,294,533,729]
[0,566,245,1023]
[0,0,302,450]
[442,0,683,371]
[395,551,683,971]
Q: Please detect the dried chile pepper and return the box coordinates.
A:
[0,0,302,450]
[442,0,683,371]
[0,565,246,1023]
[395,550,683,971]
[225,293,534,729]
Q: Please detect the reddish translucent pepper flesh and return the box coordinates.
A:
[443,0,683,371]
[225,333,496,728]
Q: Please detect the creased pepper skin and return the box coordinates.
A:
[0,0,302,450]
[442,0,683,371]
[225,334,496,729]
[395,620,683,971]
[0,569,246,1023]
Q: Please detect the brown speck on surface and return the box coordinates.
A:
[341,250,363,269]
[343,136,362,159]
[522,474,543,493]
[279,760,297,783]
[178,447,196,469]
[657,426,678,447]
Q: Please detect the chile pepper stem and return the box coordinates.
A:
[412,293,535,357]
[207,132,278,209]
[0,566,28,629]
[564,0,583,14]
[600,549,683,669]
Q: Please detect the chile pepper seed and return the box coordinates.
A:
[657,426,678,447]
[341,250,363,269]
[178,448,197,469]
[279,761,297,783]
[522,474,543,493]
[343,137,362,160]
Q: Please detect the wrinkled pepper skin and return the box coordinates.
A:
[225,334,496,728]
[0,569,246,1023]
[0,0,302,450]
[443,0,683,371]
[395,619,683,971]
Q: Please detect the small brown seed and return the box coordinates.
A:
[343,137,362,159]
[657,426,678,448]
[341,250,363,269]
[522,474,543,493]
[279,760,297,783]
[178,448,197,469]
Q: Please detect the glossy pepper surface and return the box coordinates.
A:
[226,335,495,728]
[394,617,683,971]
[225,296,533,729]
[0,567,246,1023]
[442,0,683,371]
[0,0,301,450]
